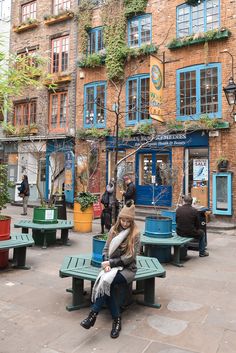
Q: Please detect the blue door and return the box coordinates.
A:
[136,151,172,206]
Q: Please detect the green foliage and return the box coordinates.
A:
[77,127,111,140]
[78,0,93,54]
[78,52,106,68]
[167,116,222,131]
[168,28,230,49]
[124,0,148,18]
[0,165,13,211]
[217,156,228,163]
[44,9,74,20]
[1,122,17,135]
[74,192,98,211]
[119,123,156,138]
[96,233,108,241]
[126,44,158,58]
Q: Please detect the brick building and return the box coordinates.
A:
[4,0,79,203]
[75,0,236,223]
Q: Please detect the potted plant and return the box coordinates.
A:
[0,165,14,268]
[91,232,108,267]
[217,157,229,172]
[74,192,98,232]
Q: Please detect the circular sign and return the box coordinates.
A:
[151,65,162,91]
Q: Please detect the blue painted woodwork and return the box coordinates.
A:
[144,216,172,238]
[161,210,176,231]
[212,172,233,215]
[84,81,106,128]
[128,14,152,47]
[91,235,106,267]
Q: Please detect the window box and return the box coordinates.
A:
[13,20,39,33]
[78,52,106,68]
[44,11,74,25]
[45,73,72,86]
[168,29,230,50]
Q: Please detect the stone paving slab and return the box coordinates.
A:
[0,204,236,353]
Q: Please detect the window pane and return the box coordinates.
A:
[216,176,228,210]
[30,101,36,124]
[140,16,151,45]
[89,31,96,54]
[59,93,67,128]
[96,85,105,124]
[54,0,71,14]
[52,39,60,73]
[140,77,149,120]
[139,154,152,185]
[192,3,204,33]
[22,1,36,22]
[61,37,69,71]
[206,0,219,30]
[97,29,104,51]
[177,6,190,37]
[129,20,139,47]
[179,71,196,116]
[128,80,137,121]
[51,95,58,128]
[85,87,95,125]
[200,67,218,113]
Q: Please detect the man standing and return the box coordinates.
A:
[122,175,136,204]
[176,195,209,257]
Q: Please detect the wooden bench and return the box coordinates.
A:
[14,219,73,249]
[141,233,194,267]
[0,233,34,269]
[59,254,166,311]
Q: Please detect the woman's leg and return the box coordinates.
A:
[106,272,127,319]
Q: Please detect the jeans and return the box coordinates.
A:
[91,272,127,319]
[198,229,207,255]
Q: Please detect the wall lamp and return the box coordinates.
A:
[221,50,236,106]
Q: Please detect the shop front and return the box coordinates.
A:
[106,131,209,207]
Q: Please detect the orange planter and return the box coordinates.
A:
[73,202,93,233]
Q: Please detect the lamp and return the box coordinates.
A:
[223,77,236,106]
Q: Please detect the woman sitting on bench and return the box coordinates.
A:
[80,201,140,339]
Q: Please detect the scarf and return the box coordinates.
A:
[91,228,130,303]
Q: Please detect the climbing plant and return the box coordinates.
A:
[124,0,148,18]
[77,0,94,54]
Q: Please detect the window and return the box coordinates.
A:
[177,64,221,120]
[51,36,69,73]
[177,0,220,38]
[17,49,38,68]
[21,1,36,22]
[88,27,104,54]
[126,75,150,124]
[53,0,71,15]
[14,100,37,126]
[128,14,151,47]
[84,82,106,127]
[49,92,68,131]
[0,0,10,20]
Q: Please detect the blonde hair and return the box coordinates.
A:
[107,217,138,256]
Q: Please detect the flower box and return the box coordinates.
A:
[44,12,74,25]
[13,21,39,33]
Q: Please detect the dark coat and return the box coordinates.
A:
[18,180,30,197]
[176,204,201,238]
[123,182,136,204]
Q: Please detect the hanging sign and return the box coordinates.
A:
[149,56,164,122]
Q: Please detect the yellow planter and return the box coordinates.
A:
[73,202,93,233]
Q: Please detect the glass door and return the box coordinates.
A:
[136,151,172,206]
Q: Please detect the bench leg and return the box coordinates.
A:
[42,230,47,249]
[12,247,30,270]
[136,278,161,309]
[22,227,29,234]
[172,246,183,267]
[66,278,89,311]
[60,229,71,246]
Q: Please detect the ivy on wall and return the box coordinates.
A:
[124,0,148,18]
[77,0,93,54]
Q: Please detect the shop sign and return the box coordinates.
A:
[149,56,163,122]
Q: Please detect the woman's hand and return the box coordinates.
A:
[102,260,110,269]
[104,265,111,272]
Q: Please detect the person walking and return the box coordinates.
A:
[176,195,209,257]
[18,174,30,215]
[80,201,140,338]
[121,175,136,204]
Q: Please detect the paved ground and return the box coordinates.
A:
[0,204,236,353]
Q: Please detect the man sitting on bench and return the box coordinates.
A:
[176,195,209,258]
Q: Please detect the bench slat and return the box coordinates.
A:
[0,234,34,250]
[14,219,73,230]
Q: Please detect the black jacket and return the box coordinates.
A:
[18,180,30,197]
[123,182,136,204]
[176,204,200,238]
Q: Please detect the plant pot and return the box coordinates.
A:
[91,234,107,267]
[32,207,58,246]
[144,216,172,238]
[217,160,228,172]
[160,210,176,231]
[0,216,11,269]
[73,202,93,233]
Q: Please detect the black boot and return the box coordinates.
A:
[80,311,98,329]
[110,317,121,338]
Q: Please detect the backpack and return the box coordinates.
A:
[101,190,109,205]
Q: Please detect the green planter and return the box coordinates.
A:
[32,207,58,246]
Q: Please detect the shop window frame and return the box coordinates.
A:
[14,100,37,127]
[212,172,232,215]
[51,35,69,74]
[49,91,68,132]
[84,81,107,128]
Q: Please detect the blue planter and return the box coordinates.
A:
[148,246,172,263]
[161,210,176,231]
[144,216,172,238]
[91,235,107,267]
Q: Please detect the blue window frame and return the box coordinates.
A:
[212,172,232,215]
[88,27,104,54]
[126,74,150,125]
[84,81,106,128]
[128,14,152,47]
[176,63,221,121]
[177,0,220,38]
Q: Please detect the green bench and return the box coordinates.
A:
[0,233,34,269]
[59,254,166,311]
[14,219,73,249]
[141,233,194,267]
